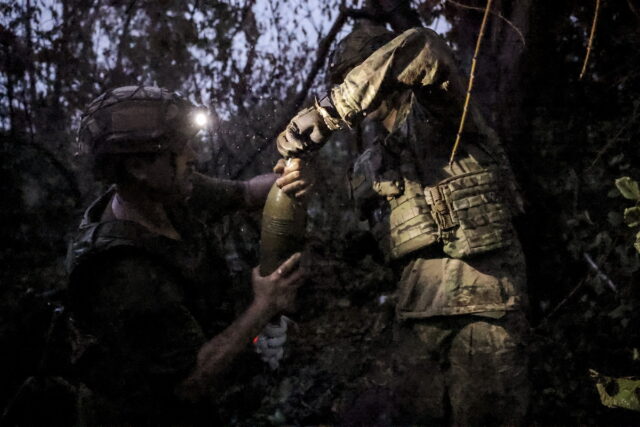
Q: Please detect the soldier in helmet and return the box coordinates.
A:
[277,24,530,425]
[66,86,305,424]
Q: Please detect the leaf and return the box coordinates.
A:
[615,177,640,201]
[624,207,640,228]
[590,369,640,411]
[635,232,640,254]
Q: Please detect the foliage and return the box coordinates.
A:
[591,369,640,412]
[616,176,640,253]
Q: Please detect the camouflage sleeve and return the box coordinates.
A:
[86,253,207,403]
[331,27,462,127]
[189,172,247,217]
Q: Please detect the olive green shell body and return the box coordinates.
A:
[259,183,306,276]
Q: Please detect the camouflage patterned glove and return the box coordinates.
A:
[254,316,293,370]
[277,106,330,158]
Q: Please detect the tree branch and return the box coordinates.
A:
[24,0,38,143]
[587,100,640,170]
[446,0,526,47]
[229,7,348,178]
[110,0,138,86]
[579,0,601,80]
[449,0,493,166]
[534,278,586,331]
[628,0,640,21]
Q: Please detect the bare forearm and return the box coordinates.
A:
[177,254,303,401]
[178,299,275,401]
[189,172,275,212]
[243,173,277,208]
[190,172,245,211]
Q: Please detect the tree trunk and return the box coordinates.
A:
[24,0,38,143]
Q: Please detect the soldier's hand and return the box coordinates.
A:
[274,158,315,199]
[273,158,287,175]
[276,107,330,157]
[252,253,304,315]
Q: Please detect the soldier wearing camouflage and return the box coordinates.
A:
[66,86,304,424]
[278,24,530,424]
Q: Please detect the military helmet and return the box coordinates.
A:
[78,86,206,157]
[328,24,395,85]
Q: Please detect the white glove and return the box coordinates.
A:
[254,315,293,370]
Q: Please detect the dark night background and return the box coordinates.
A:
[1,0,639,424]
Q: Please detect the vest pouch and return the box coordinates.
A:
[388,177,439,260]
[427,168,514,259]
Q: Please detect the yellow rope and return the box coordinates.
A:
[449,0,494,167]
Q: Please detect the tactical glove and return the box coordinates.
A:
[277,107,329,158]
[277,96,343,158]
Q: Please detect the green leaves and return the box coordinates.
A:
[616,177,640,254]
[624,207,640,228]
[615,177,640,201]
[591,369,640,412]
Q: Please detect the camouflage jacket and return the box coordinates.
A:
[281,28,527,318]
[66,174,253,424]
[330,27,522,204]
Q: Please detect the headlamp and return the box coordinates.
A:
[190,108,210,129]
[194,111,208,127]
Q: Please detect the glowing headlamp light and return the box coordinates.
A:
[188,107,210,130]
[194,111,208,127]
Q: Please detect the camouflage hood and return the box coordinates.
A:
[328,24,395,85]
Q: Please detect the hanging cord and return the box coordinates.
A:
[446,0,525,47]
[449,0,494,167]
[579,0,601,80]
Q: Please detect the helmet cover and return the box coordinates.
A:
[78,86,204,157]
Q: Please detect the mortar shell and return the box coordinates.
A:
[259,182,306,276]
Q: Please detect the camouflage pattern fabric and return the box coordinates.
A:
[321,27,531,423]
[77,85,202,157]
[399,313,529,425]
[327,23,395,85]
[346,107,526,316]
[327,28,527,317]
[395,240,527,319]
[338,312,530,425]
[278,27,523,215]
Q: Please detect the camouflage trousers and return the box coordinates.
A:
[341,312,530,426]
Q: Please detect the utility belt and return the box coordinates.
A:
[358,168,514,261]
